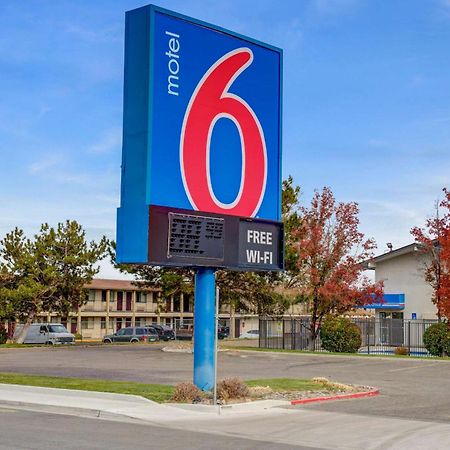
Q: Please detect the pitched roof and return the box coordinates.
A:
[85,278,159,291]
[365,243,421,269]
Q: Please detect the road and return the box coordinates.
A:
[0,407,314,450]
[0,344,449,422]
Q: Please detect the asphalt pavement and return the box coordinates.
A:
[0,407,311,450]
[0,344,449,422]
[0,384,449,450]
[1,345,450,449]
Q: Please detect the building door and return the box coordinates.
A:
[391,313,404,346]
[234,318,240,338]
[70,320,77,334]
[117,292,123,311]
[379,312,404,345]
[7,322,15,339]
[126,292,132,311]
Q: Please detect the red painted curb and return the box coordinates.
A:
[290,389,380,405]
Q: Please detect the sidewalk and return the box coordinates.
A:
[1,383,449,450]
[0,383,293,423]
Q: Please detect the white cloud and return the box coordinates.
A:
[89,128,122,154]
[28,153,64,174]
[64,24,121,44]
[97,259,135,281]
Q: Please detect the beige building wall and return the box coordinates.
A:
[374,251,436,320]
[26,279,310,340]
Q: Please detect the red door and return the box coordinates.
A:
[126,292,132,311]
[71,321,77,334]
[117,292,123,311]
[7,322,15,339]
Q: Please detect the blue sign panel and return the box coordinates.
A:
[357,293,405,310]
[117,5,282,264]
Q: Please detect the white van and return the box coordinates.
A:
[14,323,75,345]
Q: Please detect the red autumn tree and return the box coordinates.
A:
[411,188,450,324]
[290,187,383,348]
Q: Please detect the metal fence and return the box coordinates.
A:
[259,317,439,357]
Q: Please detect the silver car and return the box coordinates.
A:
[14,323,75,345]
[102,326,159,343]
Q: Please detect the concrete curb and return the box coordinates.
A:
[166,399,290,413]
[290,389,380,405]
[0,384,295,423]
[161,347,193,353]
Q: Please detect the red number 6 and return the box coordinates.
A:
[180,48,267,217]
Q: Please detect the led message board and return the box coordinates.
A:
[116,5,283,270]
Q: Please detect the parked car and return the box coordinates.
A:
[239,329,259,339]
[102,327,159,344]
[175,323,194,340]
[13,323,75,345]
[150,324,175,341]
[218,326,230,340]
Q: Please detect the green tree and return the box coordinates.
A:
[282,175,302,277]
[0,227,57,343]
[216,270,289,316]
[45,221,109,322]
[0,222,109,343]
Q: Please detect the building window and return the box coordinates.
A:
[136,292,147,303]
[88,290,96,302]
[101,290,107,302]
[81,318,94,329]
[110,291,116,302]
[101,318,106,329]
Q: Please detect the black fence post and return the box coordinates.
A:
[291,319,295,350]
[408,320,411,356]
[282,319,285,349]
[367,321,370,355]
[258,317,261,348]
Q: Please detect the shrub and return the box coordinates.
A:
[217,377,249,401]
[0,328,7,344]
[423,323,450,356]
[170,382,202,403]
[394,346,408,356]
[320,316,361,353]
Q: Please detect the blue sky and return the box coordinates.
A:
[1,0,450,278]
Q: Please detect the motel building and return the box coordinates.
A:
[33,279,266,340]
[365,243,437,321]
[362,243,439,348]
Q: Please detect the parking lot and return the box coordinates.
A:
[0,343,449,423]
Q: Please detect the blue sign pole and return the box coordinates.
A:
[193,268,216,391]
